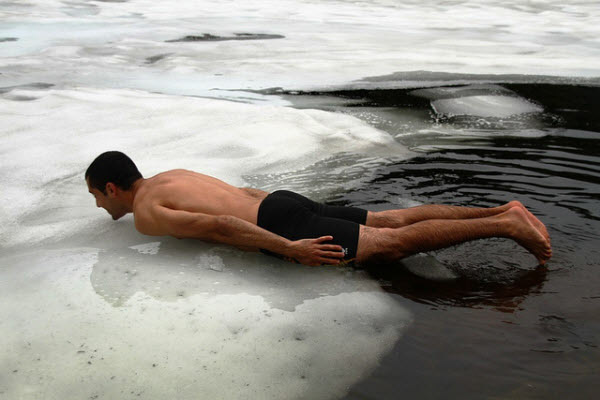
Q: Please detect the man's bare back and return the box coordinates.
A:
[133,170,268,231]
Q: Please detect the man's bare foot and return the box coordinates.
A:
[507,200,550,242]
[502,207,552,265]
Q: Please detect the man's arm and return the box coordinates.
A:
[138,205,345,266]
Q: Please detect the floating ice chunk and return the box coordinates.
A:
[128,241,161,255]
[431,95,542,118]
[410,84,542,118]
[402,253,458,281]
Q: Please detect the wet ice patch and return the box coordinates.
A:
[128,241,161,255]
[0,82,54,94]
[145,52,173,64]
[198,253,226,272]
[89,237,389,311]
[402,253,458,281]
[166,33,285,42]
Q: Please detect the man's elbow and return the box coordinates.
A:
[204,215,237,242]
[166,216,224,241]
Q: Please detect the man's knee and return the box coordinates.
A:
[356,225,401,263]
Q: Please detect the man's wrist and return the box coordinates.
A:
[282,240,297,258]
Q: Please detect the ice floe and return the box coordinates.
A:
[411,84,543,118]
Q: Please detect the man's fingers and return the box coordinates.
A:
[320,250,345,259]
[320,244,344,251]
[312,236,343,251]
[301,236,345,265]
[320,257,341,265]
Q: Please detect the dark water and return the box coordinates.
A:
[275,83,600,399]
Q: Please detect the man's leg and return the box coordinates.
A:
[356,206,552,266]
[366,200,549,240]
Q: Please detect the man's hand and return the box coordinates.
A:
[287,236,346,266]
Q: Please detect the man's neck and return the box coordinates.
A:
[122,178,145,212]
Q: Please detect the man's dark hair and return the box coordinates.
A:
[85,151,143,194]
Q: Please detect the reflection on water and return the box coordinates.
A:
[366,263,548,313]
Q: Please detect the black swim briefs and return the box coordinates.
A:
[256,190,368,262]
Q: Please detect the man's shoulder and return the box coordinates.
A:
[132,200,154,231]
[134,173,179,202]
[131,184,164,232]
[140,169,206,194]
[153,168,198,180]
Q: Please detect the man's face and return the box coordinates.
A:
[86,179,127,220]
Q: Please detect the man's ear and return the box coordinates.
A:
[105,182,118,197]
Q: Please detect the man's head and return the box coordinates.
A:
[85,151,143,220]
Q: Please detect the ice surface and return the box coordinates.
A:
[0,248,411,399]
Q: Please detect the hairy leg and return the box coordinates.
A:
[366,200,549,240]
[357,206,552,266]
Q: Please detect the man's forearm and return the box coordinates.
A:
[206,215,292,255]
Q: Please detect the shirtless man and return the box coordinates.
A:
[85,151,552,266]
